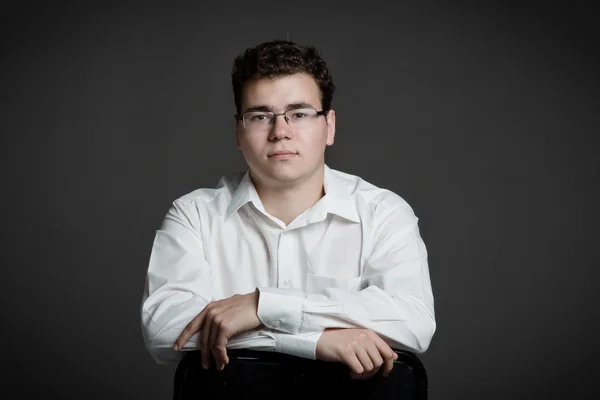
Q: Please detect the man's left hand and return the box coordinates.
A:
[174,289,262,370]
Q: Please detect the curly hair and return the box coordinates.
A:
[231,40,336,116]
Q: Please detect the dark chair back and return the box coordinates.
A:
[174,349,427,399]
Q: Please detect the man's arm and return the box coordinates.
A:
[141,200,323,364]
[257,201,436,355]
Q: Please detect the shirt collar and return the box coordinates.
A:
[319,164,360,223]
[225,171,261,220]
[225,164,360,223]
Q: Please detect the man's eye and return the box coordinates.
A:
[291,113,307,118]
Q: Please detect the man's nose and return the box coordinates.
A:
[269,114,293,139]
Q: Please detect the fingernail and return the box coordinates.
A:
[173,344,179,351]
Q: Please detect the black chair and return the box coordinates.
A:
[174,348,427,399]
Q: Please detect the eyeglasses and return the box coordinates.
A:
[235,107,327,132]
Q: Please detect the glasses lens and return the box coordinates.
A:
[243,112,273,130]
[285,108,318,128]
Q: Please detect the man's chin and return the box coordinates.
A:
[257,166,304,184]
[266,169,301,182]
[249,162,313,186]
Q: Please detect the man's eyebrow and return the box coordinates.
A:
[285,102,315,110]
[243,102,316,113]
[244,105,272,113]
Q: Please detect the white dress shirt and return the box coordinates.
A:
[141,164,436,364]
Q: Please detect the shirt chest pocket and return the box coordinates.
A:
[305,274,363,295]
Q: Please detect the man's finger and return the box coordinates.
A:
[349,345,372,380]
[371,336,396,377]
[382,352,398,377]
[354,344,374,374]
[174,312,204,351]
[344,353,364,378]
[371,334,395,360]
[359,344,380,380]
[213,331,229,371]
[208,318,220,355]
[382,356,394,377]
[365,341,384,370]
[201,316,213,369]
[209,317,224,369]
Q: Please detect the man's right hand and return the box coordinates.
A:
[316,328,398,379]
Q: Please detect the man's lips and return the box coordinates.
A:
[268,151,297,157]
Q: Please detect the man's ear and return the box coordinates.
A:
[326,109,336,146]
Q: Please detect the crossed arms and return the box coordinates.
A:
[141,199,436,375]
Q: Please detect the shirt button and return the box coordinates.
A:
[273,319,281,328]
[283,279,290,287]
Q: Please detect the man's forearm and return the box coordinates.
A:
[257,285,435,354]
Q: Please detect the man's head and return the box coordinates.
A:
[231,40,336,188]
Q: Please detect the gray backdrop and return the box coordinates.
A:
[2,1,598,399]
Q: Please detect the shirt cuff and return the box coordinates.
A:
[257,287,305,334]
[273,331,324,360]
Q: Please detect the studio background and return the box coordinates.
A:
[2,1,598,399]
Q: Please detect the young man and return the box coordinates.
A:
[141,40,435,380]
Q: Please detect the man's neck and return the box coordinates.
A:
[251,166,325,226]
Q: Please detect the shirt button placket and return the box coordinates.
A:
[278,231,291,288]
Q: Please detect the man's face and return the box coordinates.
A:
[236,73,335,187]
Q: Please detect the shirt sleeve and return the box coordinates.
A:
[256,203,436,354]
[141,200,215,364]
[141,200,326,364]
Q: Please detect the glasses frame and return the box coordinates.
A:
[234,107,328,131]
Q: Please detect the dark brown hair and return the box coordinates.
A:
[231,40,336,116]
